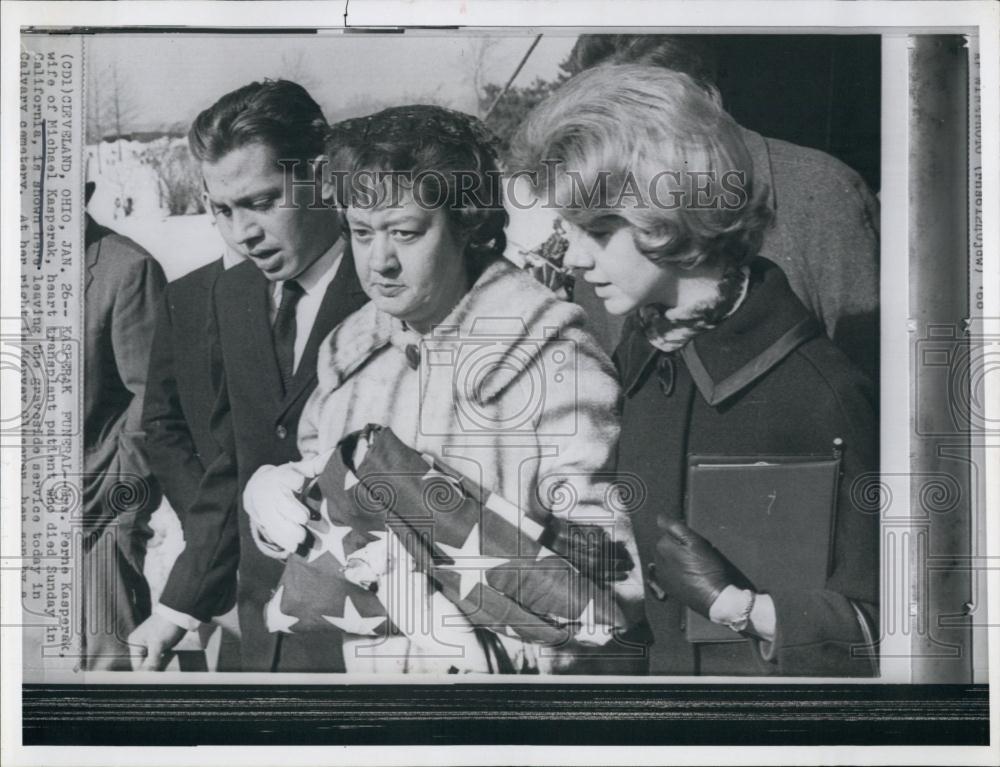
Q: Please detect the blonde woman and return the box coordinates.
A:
[511,65,878,677]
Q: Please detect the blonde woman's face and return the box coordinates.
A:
[561,217,678,315]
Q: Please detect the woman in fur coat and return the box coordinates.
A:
[243,106,645,674]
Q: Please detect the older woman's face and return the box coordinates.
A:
[347,193,471,333]
[562,217,678,315]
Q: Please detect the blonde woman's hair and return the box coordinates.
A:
[509,64,772,270]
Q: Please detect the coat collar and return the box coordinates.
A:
[321,258,559,402]
[619,258,822,406]
[740,127,779,214]
[84,214,106,290]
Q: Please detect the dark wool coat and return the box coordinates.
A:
[615,258,878,676]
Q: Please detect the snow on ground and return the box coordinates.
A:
[86,141,221,281]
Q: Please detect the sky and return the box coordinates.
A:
[85,32,578,132]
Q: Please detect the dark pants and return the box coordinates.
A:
[80,511,152,671]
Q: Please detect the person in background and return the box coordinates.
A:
[127,80,368,672]
[82,180,166,670]
[511,64,878,676]
[566,34,880,380]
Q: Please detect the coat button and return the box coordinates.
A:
[656,355,675,397]
[275,425,288,440]
[405,344,420,370]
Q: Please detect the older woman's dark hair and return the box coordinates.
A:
[323,105,508,278]
[188,79,328,166]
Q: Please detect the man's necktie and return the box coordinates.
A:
[272,279,304,393]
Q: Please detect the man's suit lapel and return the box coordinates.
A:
[233,264,286,406]
[195,258,227,401]
[84,216,102,291]
[277,249,367,422]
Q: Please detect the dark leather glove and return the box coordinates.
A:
[655,520,754,618]
[541,519,635,584]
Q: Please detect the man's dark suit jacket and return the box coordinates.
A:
[158,250,368,671]
[143,258,226,520]
[83,214,166,668]
[83,215,165,540]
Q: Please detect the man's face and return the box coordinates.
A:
[202,142,336,282]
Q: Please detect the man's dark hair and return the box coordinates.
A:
[569,35,720,93]
[188,79,328,165]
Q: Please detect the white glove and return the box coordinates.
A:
[243,461,315,556]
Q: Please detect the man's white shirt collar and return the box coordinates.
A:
[273,238,345,305]
[270,237,347,369]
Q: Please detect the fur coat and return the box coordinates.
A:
[295,258,645,673]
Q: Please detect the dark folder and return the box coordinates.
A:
[683,449,842,643]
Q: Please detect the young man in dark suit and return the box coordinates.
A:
[141,245,244,670]
[129,80,368,671]
[142,248,240,524]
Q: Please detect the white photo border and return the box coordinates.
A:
[2,1,998,765]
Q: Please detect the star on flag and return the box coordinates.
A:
[264,586,300,634]
[435,523,510,599]
[306,521,353,565]
[322,595,386,635]
[344,468,360,490]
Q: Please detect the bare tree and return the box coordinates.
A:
[469,38,499,117]
[275,51,319,93]
[86,61,141,207]
[86,69,104,171]
[87,61,139,155]
[143,141,205,216]
[104,63,138,160]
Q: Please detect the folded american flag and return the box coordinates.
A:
[266,425,628,651]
